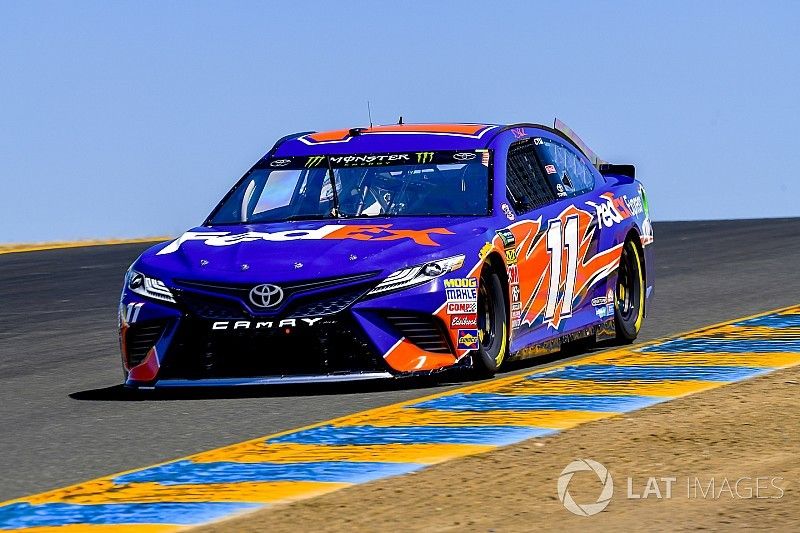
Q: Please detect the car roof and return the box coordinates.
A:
[271,123,504,156]
[269,121,603,167]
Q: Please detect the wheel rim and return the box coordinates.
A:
[616,245,640,322]
[615,246,642,327]
[477,274,495,349]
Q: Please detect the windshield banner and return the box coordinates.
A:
[264,150,489,169]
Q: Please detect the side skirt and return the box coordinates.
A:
[508,319,615,361]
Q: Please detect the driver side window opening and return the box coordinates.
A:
[534,138,595,197]
[505,140,556,214]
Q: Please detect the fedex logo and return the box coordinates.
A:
[586,193,637,228]
[158,225,454,255]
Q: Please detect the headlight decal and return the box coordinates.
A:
[128,270,176,303]
[367,255,465,296]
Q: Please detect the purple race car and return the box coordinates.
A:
[119,121,653,387]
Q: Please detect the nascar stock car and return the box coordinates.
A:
[119,120,654,387]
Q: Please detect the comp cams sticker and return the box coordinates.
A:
[444,277,479,325]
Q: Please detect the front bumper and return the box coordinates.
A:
[119,275,460,387]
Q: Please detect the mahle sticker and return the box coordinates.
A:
[445,287,478,302]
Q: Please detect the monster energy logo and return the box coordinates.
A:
[416,152,434,163]
[305,156,326,168]
[328,154,410,166]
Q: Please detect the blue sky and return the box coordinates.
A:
[2,1,798,243]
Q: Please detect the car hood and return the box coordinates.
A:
[135,217,491,284]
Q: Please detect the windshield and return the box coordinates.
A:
[208,150,490,224]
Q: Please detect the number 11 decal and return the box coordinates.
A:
[544,215,579,321]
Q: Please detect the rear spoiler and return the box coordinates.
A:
[553,118,635,179]
[598,163,635,179]
[554,118,607,168]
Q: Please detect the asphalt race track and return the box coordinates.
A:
[1,218,799,501]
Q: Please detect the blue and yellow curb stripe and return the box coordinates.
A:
[2,305,800,531]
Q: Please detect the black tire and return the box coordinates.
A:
[614,239,645,343]
[472,269,509,376]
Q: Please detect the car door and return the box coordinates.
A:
[532,135,617,335]
[499,132,613,354]
[499,135,571,352]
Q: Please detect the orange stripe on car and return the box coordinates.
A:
[306,124,494,142]
[383,338,457,372]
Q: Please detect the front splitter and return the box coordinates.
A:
[137,371,395,388]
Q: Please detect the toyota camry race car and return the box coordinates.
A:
[119,120,654,387]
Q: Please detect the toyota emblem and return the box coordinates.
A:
[453,152,477,161]
[249,283,284,308]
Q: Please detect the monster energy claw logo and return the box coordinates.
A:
[305,156,325,168]
[416,152,434,163]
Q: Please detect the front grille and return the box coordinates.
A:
[287,287,371,318]
[385,313,452,354]
[172,272,379,318]
[125,320,169,367]
[159,316,386,380]
[174,291,243,320]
